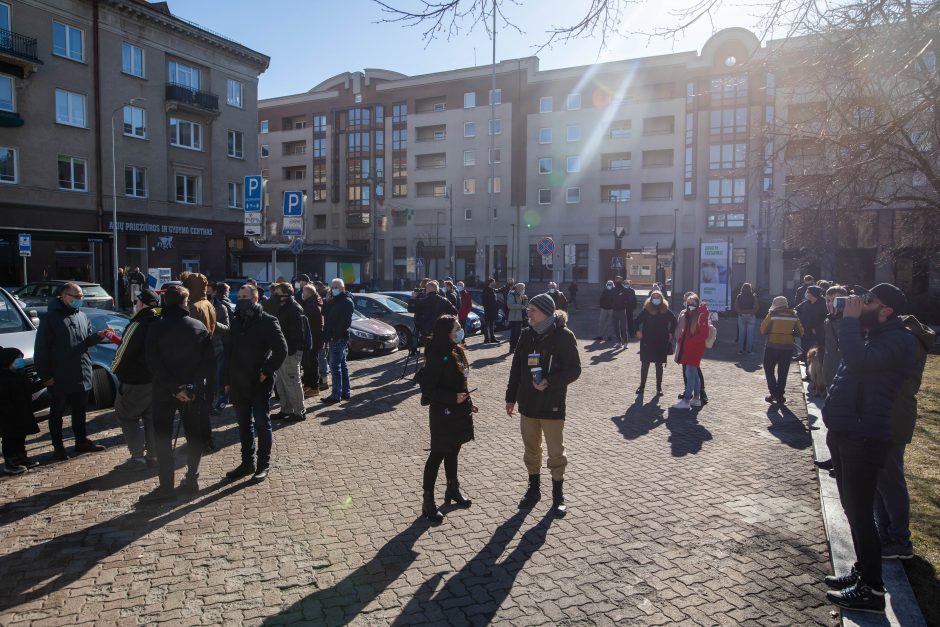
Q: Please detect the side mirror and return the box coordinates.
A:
[28,310,39,327]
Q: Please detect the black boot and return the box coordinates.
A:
[422,489,443,524]
[444,480,472,507]
[518,474,541,509]
[552,479,567,517]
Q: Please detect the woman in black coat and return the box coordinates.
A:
[634,290,678,397]
[418,314,478,524]
[0,347,41,474]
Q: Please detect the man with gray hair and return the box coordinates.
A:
[321,278,354,404]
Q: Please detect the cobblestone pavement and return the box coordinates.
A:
[0,313,836,626]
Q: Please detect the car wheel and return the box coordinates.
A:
[396,326,413,350]
[91,367,115,409]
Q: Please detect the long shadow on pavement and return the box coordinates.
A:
[665,410,712,457]
[766,405,812,450]
[612,397,667,440]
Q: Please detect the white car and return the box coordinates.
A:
[0,287,47,409]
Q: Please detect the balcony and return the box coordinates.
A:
[0,28,43,77]
[165,82,219,116]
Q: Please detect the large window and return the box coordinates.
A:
[707,177,746,204]
[489,148,502,164]
[488,118,502,135]
[347,184,371,206]
[121,42,144,77]
[227,130,244,158]
[312,114,327,133]
[123,105,146,138]
[609,120,631,139]
[538,157,552,175]
[392,102,407,123]
[313,138,326,157]
[347,108,371,128]
[463,178,476,194]
[124,165,147,198]
[347,132,370,152]
[175,173,200,204]
[226,79,243,107]
[707,212,746,229]
[710,75,748,100]
[392,129,406,150]
[708,143,746,169]
[55,89,86,127]
[464,121,476,138]
[228,181,243,208]
[488,177,501,193]
[168,60,200,89]
[539,96,552,113]
[464,92,475,108]
[0,74,14,112]
[0,147,17,184]
[539,127,552,144]
[709,107,747,134]
[169,118,202,150]
[58,155,87,191]
[53,21,83,62]
[603,185,631,202]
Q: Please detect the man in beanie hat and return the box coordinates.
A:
[111,288,161,471]
[821,283,917,613]
[505,293,581,517]
[759,296,804,404]
[796,285,827,360]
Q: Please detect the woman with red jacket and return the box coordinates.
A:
[457,281,473,340]
[672,293,709,409]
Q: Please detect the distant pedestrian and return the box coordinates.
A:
[796,285,827,359]
[456,281,473,339]
[734,283,759,354]
[300,284,326,394]
[182,273,219,452]
[546,282,568,312]
[822,285,848,389]
[506,282,528,354]
[127,266,146,303]
[634,290,677,398]
[795,274,815,304]
[271,282,307,422]
[596,280,614,341]
[567,280,579,309]
[609,276,632,348]
[321,278,354,404]
[443,280,459,310]
[482,277,499,343]
[672,293,709,410]
[208,282,233,411]
[0,347,41,474]
[759,296,804,404]
[413,280,457,346]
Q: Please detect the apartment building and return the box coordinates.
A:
[0,0,269,287]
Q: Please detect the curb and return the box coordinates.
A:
[800,364,926,626]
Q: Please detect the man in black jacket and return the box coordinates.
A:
[321,278,355,404]
[224,284,288,482]
[482,278,499,343]
[140,285,214,504]
[624,280,638,338]
[505,293,581,517]
[796,285,827,359]
[413,280,457,344]
[546,282,569,312]
[208,282,233,412]
[610,276,631,348]
[271,282,307,422]
[595,280,615,341]
[111,288,161,471]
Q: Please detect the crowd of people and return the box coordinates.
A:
[0,269,933,616]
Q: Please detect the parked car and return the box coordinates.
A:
[0,287,47,410]
[378,291,484,336]
[466,288,508,330]
[15,281,114,310]
[348,309,399,356]
[349,293,418,349]
[31,306,128,408]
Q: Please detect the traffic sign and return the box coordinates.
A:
[244,175,262,212]
[244,212,262,237]
[415,257,425,268]
[18,233,30,257]
[537,236,554,258]
[282,191,304,236]
[290,238,304,255]
[610,256,624,270]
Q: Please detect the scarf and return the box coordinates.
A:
[533,313,556,336]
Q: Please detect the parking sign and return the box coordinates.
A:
[283,191,304,236]
[244,175,262,212]
[18,233,31,257]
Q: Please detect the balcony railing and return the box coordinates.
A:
[0,27,41,63]
[165,83,219,113]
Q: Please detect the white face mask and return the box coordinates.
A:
[606,283,613,290]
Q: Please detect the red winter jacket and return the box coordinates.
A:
[458,289,473,322]
[676,304,710,367]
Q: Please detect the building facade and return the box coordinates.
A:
[0,0,269,291]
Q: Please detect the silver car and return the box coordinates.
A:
[0,287,47,408]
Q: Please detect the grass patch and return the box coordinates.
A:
[905,353,940,625]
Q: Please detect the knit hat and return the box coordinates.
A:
[0,346,23,369]
[136,288,160,308]
[529,293,556,317]
[772,296,789,309]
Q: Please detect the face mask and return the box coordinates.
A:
[606,284,613,290]
[69,298,83,309]
[294,282,301,290]
[455,329,465,343]
[549,289,556,294]
[651,298,662,306]
[331,288,341,297]
[235,299,252,312]
[457,285,464,291]
[687,303,698,310]
[13,358,26,370]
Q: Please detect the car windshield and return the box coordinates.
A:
[82,285,110,298]
[0,291,29,334]
[371,296,408,313]
[89,313,130,337]
[386,296,409,308]
[352,310,365,320]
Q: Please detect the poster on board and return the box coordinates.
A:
[699,241,731,311]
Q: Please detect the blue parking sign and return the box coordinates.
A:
[283,191,304,216]
[244,175,262,212]
[18,233,31,257]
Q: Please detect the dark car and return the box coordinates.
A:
[466,288,508,330]
[15,281,114,310]
[348,309,399,356]
[378,291,484,336]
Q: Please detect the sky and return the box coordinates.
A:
[167,0,768,100]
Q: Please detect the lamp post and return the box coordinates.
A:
[110,97,145,310]
[446,184,454,278]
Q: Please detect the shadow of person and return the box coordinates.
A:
[665,410,712,457]
[766,405,812,450]
[733,361,763,373]
[260,520,433,626]
[0,478,252,611]
[391,510,553,626]
[611,398,667,441]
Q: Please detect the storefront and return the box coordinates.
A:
[0,227,115,287]
[234,242,369,288]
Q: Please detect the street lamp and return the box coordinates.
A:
[110,96,146,310]
[445,184,454,278]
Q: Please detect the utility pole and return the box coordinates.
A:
[487,0,496,281]
[447,184,454,278]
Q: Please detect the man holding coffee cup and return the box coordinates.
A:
[505,293,581,517]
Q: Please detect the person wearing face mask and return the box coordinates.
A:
[595,280,615,342]
[546,282,569,312]
[321,278,355,404]
[506,282,528,354]
[271,282,308,422]
[111,288,161,472]
[33,282,110,460]
[820,284,917,614]
[456,281,473,341]
[634,290,677,398]
[293,274,310,301]
[223,285,288,483]
[417,315,478,524]
[0,347,42,474]
[671,293,710,410]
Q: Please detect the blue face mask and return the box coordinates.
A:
[651,298,662,306]
[13,358,26,370]
[455,328,465,343]
[331,288,341,297]
[69,298,83,309]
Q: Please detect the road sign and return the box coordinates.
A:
[415,257,425,268]
[244,175,263,212]
[244,212,262,237]
[282,191,304,236]
[537,236,554,258]
[290,238,304,255]
[610,256,624,270]
[18,233,30,257]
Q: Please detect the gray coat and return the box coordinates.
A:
[34,298,101,394]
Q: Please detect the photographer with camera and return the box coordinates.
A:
[412,280,457,349]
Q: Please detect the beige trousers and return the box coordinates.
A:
[520,415,567,480]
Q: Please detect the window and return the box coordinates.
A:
[347,132,370,152]
[708,143,746,169]
[392,183,407,197]
[463,150,476,166]
[121,42,144,77]
[539,127,552,144]
[464,208,472,220]
[539,96,552,113]
[566,93,581,110]
[375,157,384,178]
[228,181,243,208]
[710,107,747,134]
[260,120,269,134]
[641,182,673,200]
[313,138,326,157]
[609,120,631,139]
[123,105,146,138]
[313,161,327,184]
[227,79,243,107]
[605,153,632,170]
[392,102,407,123]
[603,186,631,202]
[710,75,748,100]
[124,165,146,197]
[169,118,202,150]
[642,149,674,167]
[489,148,502,164]
[766,72,776,97]
[347,108,371,128]
[707,212,746,229]
[488,177,501,193]
[53,21,83,62]
[538,158,552,175]
[489,89,502,105]
[392,129,406,150]
[566,156,580,173]
[464,92,476,108]
[261,144,269,158]
[707,177,746,204]
[392,156,407,178]
[227,130,244,158]
[175,173,200,204]
[58,156,87,191]
[489,119,502,135]
[538,188,552,204]
[375,130,384,151]
[55,89,86,127]
[167,60,200,90]
[463,178,476,194]
[347,159,370,179]
[566,187,580,204]
[643,115,674,135]
[464,121,476,138]
[566,125,580,142]
[0,3,8,30]
[348,185,371,206]
[0,75,12,112]
[0,147,17,184]
[312,114,327,133]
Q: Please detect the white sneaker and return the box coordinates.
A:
[671,400,691,410]
[690,398,702,407]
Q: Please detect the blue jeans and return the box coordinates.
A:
[683,365,700,399]
[328,338,350,399]
[318,346,329,377]
[235,392,272,467]
[737,315,756,353]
